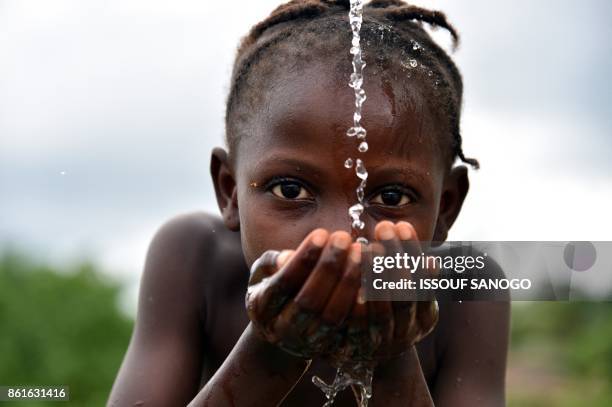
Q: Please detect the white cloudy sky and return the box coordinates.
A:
[1,0,611,311]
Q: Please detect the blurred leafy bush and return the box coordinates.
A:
[509,301,612,406]
[0,251,133,406]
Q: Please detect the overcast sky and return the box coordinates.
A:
[1,0,611,311]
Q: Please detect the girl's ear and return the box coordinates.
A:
[433,165,469,242]
[210,147,240,231]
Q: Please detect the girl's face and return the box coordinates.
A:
[212,60,469,267]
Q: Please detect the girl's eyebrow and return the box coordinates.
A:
[368,165,431,186]
[253,154,325,178]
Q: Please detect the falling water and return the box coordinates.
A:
[312,363,373,407]
[345,0,369,245]
[312,1,374,406]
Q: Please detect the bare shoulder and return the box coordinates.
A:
[139,211,244,326]
[147,211,240,270]
[108,213,244,406]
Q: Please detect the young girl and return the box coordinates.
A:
[109,1,509,405]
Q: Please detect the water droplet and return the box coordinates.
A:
[349,203,364,217]
[358,141,368,152]
[412,41,421,51]
[357,187,364,201]
[357,237,369,245]
[344,158,353,168]
[346,126,366,138]
[349,73,363,89]
[409,59,417,68]
[428,70,433,77]
[355,159,368,180]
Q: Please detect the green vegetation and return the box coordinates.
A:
[0,251,133,406]
[509,301,612,406]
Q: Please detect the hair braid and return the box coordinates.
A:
[226,0,480,169]
[382,5,459,50]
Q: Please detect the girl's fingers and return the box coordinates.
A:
[391,222,438,344]
[395,221,422,255]
[375,221,403,259]
[366,228,394,351]
[320,243,362,326]
[256,229,327,311]
[338,295,369,360]
[272,300,334,358]
[294,231,352,313]
[272,300,313,342]
[248,249,283,286]
[272,228,329,291]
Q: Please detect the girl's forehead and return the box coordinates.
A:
[238,60,447,168]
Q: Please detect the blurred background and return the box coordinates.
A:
[1,0,611,405]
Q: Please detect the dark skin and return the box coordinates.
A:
[108,60,509,406]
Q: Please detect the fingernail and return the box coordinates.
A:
[331,233,351,250]
[349,243,361,263]
[397,222,413,240]
[311,229,328,247]
[276,250,293,267]
[379,223,395,240]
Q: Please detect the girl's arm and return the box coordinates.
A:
[432,300,510,407]
[108,214,211,406]
[188,323,310,406]
[372,347,435,406]
[368,300,508,407]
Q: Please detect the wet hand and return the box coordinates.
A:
[331,221,439,364]
[246,229,362,359]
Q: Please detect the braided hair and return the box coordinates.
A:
[225,0,479,169]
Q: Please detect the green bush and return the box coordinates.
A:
[509,301,612,406]
[0,251,133,406]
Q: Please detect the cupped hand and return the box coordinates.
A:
[246,229,362,359]
[330,221,439,365]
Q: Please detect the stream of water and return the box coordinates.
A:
[311,1,374,406]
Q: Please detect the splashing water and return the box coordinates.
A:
[312,363,374,407]
[312,1,375,405]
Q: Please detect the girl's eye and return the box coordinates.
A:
[370,187,412,207]
[270,181,312,200]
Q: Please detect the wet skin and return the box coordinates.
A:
[108,61,510,406]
